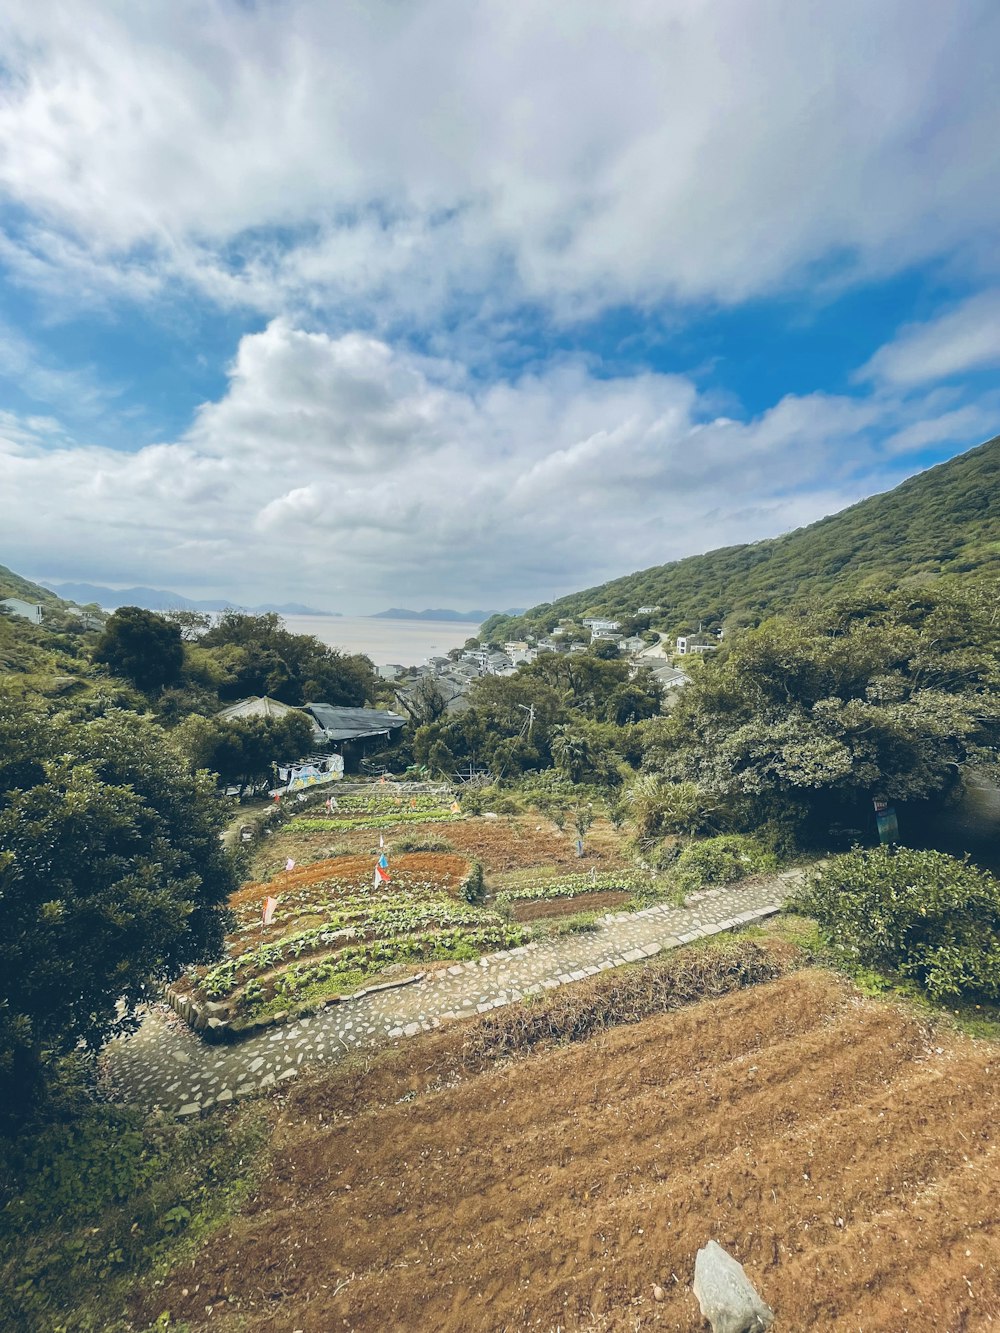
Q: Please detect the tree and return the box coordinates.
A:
[162,608,211,641]
[172,710,315,796]
[199,611,376,706]
[0,701,238,1118]
[93,606,184,693]
[645,578,1000,845]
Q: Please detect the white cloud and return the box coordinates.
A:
[858,291,1000,387]
[0,1,998,322]
[1,319,977,611]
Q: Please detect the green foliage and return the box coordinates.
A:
[625,775,717,840]
[796,846,1000,1001]
[460,860,485,904]
[0,702,237,1118]
[172,710,314,794]
[673,834,777,892]
[0,1074,268,1333]
[483,433,1000,642]
[389,837,455,853]
[285,809,460,831]
[93,607,184,693]
[495,869,650,905]
[644,577,1000,844]
[198,611,376,706]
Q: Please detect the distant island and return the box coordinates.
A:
[45,581,336,617]
[371,607,524,622]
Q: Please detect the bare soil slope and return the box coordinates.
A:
[152,970,1000,1332]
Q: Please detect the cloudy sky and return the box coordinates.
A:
[1,1,998,613]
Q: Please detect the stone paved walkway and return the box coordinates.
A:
[103,873,801,1116]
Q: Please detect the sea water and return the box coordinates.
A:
[278,615,482,667]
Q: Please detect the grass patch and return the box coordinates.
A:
[529,911,602,938]
[0,1064,270,1333]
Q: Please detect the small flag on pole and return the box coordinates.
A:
[262,896,278,926]
[451,801,460,813]
[285,857,296,872]
[378,853,389,870]
[374,863,390,885]
[379,833,384,848]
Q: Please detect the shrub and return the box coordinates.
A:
[461,860,485,904]
[796,846,1000,1002]
[674,834,777,892]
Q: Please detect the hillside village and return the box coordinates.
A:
[2,437,1000,1333]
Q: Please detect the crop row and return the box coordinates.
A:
[285,810,461,832]
[297,792,454,816]
[255,923,529,1012]
[203,895,503,996]
[494,870,650,905]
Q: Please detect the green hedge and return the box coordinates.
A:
[795,846,1000,1002]
[674,834,776,892]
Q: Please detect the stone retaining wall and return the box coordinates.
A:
[163,970,426,1044]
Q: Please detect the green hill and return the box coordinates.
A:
[0,563,62,607]
[483,433,1000,642]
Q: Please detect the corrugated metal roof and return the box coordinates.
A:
[217,695,299,721]
[305,703,407,741]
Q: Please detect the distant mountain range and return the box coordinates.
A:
[371,607,525,622]
[44,581,335,617]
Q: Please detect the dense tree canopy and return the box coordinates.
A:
[172,710,315,794]
[0,701,237,1116]
[641,577,1000,843]
[93,606,185,692]
[199,611,376,706]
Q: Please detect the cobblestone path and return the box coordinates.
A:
[104,874,800,1116]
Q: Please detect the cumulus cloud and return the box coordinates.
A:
[0,1,998,324]
[1,319,982,611]
[858,291,1000,387]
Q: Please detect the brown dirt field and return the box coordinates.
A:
[148,968,1000,1332]
[234,852,471,906]
[509,890,632,921]
[251,815,631,879]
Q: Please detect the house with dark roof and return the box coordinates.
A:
[304,703,407,743]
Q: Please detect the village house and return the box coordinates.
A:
[1,597,44,623]
[583,617,621,632]
[676,635,718,656]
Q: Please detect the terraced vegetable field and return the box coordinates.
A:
[179,847,525,1026]
[176,787,643,1029]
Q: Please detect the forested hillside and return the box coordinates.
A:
[0,563,62,607]
[483,433,1000,641]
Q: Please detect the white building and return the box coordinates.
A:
[504,641,537,666]
[1,597,44,623]
[583,617,621,632]
[676,635,718,656]
[637,605,661,615]
[377,663,404,680]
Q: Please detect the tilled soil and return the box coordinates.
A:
[149,970,1000,1332]
[509,891,633,921]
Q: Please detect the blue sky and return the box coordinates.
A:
[0,0,998,613]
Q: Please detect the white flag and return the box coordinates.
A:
[262,896,278,926]
[379,833,384,848]
[285,857,296,872]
